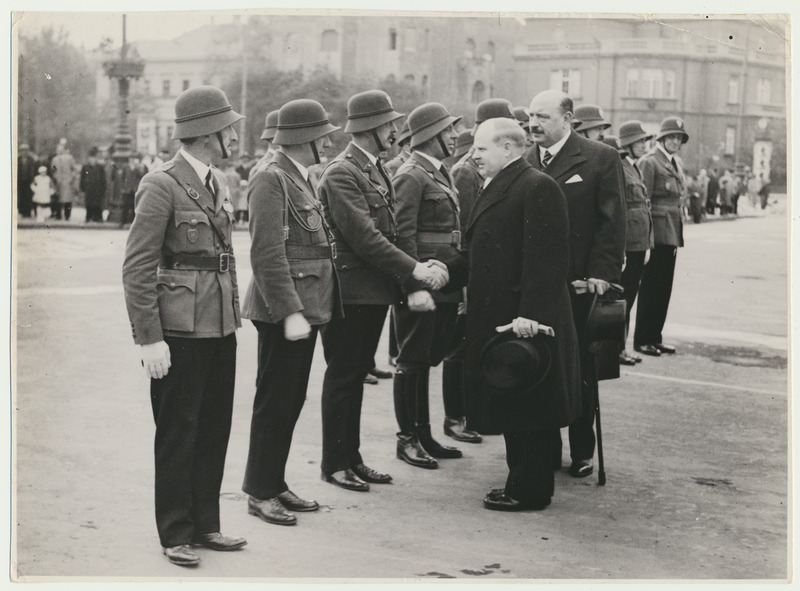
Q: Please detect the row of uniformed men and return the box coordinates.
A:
[122,83,688,567]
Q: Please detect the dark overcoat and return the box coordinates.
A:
[450,154,482,250]
[79,163,107,209]
[446,158,581,432]
[524,130,626,283]
[317,142,417,305]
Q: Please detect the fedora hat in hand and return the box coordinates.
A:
[480,331,552,396]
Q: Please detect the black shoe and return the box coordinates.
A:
[569,459,594,478]
[321,469,370,492]
[483,493,550,512]
[654,343,676,354]
[247,496,297,525]
[443,416,482,443]
[163,544,201,566]
[352,462,393,483]
[632,354,642,363]
[418,424,462,458]
[368,367,393,379]
[192,532,247,551]
[396,433,438,469]
[634,344,661,357]
[619,351,638,366]
[363,374,379,385]
[277,489,319,512]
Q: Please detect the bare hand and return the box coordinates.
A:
[412,261,448,291]
[284,312,312,341]
[140,341,171,380]
[495,318,555,338]
[586,278,610,295]
[407,290,436,312]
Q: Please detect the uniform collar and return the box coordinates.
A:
[351,141,378,166]
[282,152,310,181]
[179,146,211,184]
[415,150,444,170]
[657,142,676,164]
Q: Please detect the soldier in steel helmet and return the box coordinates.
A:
[317,90,448,492]
[249,109,280,180]
[384,120,412,177]
[573,104,612,141]
[241,99,342,526]
[122,85,246,567]
[633,116,688,358]
[391,102,479,471]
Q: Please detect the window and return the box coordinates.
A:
[465,38,476,58]
[626,68,676,98]
[728,76,740,103]
[389,28,397,51]
[725,126,736,155]
[321,29,338,52]
[471,80,486,103]
[550,69,581,97]
[182,79,190,91]
[162,79,171,97]
[756,78,772,104]
[404,28,416,51]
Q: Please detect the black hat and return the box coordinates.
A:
[573,104,611,132]
[479,331,552,395]
[475,98,515,125]
[453,129,473,159]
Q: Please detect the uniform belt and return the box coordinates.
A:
[160,253,233,272]
[417,230,461,246]
[285,243,337,260]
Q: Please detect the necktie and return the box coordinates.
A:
[633,162,642,179]
[670,158,679,173]
[205,170,217,199]
[541,149,552,168]
[376,159,391,187]
[439,165,454,189]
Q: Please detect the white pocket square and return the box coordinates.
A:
[565,174,583,184]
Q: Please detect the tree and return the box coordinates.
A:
[17,28,109,160]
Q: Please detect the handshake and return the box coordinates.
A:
[407,260,450,313]
[412,259,449,291]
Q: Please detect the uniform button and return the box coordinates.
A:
[298,272,305,278]
[305,205,311,211]
[191,218,198,224]
[170,282,176,287]
[215,244,220,249]
[481,230,491,239]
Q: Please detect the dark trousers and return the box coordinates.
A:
[120,192,136,225]
[320,304,388,474]
[243,322,318,500]
[634,245,677,348]
[620,250,647,343]
[503,430,554,505]
[150,334,236,547]
[562,292,597,462]
[85,206,104,222]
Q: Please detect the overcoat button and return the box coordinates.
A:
[481,230,490,239]
[170,282,176,287]
[191,218,198,224]
[298,272,305,278]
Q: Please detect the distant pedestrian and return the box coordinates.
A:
[31,166,55,222]
[80,147,107,223]
[17,144,38,218]
[706,168,720,215]
[758,175,771,209]
[117,154,146,226]
[50,143,78,220]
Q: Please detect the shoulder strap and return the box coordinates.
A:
[161,167,231,252]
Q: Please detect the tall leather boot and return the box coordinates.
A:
[415,368,462,459]
[442,359,482,443]
[394,371,437,469]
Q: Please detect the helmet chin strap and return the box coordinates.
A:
[309,141,321,165]
[216,131,229,159]
[437,135,451,159]
[370,129,386,153]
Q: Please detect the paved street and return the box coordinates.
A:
[13,200,789,581]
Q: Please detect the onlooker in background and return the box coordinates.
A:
[17,143,38,218]
[118,153,146,226]
[706,168,720,215]
[746,172,762,210]
[31,165,56,222]
[384,121,412,177]
[80,146,107,223]
[719,169,734,215]
[758,174,772,210]
[443,129,473,170]
[51,143,78,221]
[687,174,704,223]
[730,172,743,215]
[249,110,279,180]
[573,104,611,141]
[614,121,654,366]
[236,152,255,181]
[222,160,244,225]
[634,116,688,358]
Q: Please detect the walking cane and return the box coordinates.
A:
[594,374,606,486]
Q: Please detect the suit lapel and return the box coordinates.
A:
[466,158,528,233]
[542,131,585,183]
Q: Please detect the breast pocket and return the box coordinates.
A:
[420,190,455,229]
[368,199,393,235]
[174,210,212,250]
[156,271,197,333]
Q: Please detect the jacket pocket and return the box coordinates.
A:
[174,210,211,248]
[156,271,197,332]
[368,199,393,232]
[290,260,333,324]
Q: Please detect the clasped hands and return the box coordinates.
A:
[495,317,555,339]
[412,259,449,291]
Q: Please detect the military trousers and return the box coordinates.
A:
[242,321,319,500]
[150,334,236,548]
[634,245,678,348]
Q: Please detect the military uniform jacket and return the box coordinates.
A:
[638,148,685,248]
[317,142,417,305]
[242,151,343,326]
[450,154,482,249]
[122,152,241,345]
[524,131,626,283]
[621,157,654,252]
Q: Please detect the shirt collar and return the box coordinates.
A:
[351,142,378,166]
[657,142,675,163]
[179,147,211,184]
[415,150,444,170]
[282,152,310,181]
[626,155,638,167]
[539,132,570,160]
[481,156,522,190]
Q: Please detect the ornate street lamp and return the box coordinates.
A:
[103,14,145,165]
